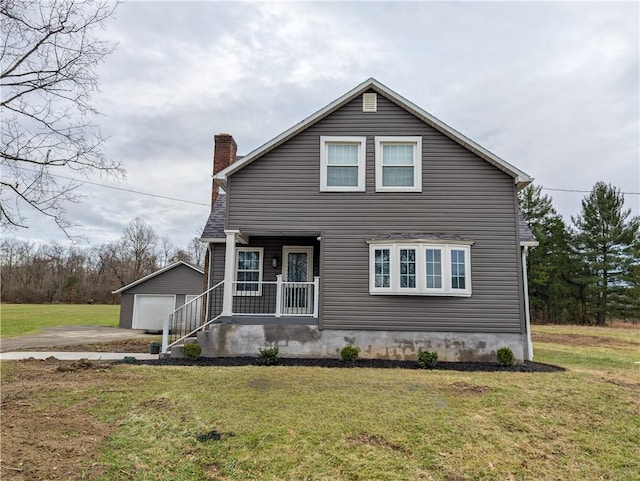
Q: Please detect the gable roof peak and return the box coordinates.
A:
[214,79,532,189]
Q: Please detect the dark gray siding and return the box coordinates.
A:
[119,294,135,329]
[225,93,524,334]
[124,264,203,295]
[118,264,204,328]
[212,243,226,284]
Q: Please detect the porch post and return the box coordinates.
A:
[161,314,169,354]
[313,276,319,318]
[275,274,283,318]
[222,230,239,316]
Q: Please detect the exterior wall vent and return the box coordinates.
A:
[363,93,377,112]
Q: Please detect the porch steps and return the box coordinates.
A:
[165,337,199,359]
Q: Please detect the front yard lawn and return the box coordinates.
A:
[1,324,638,480]
[1,304,119,338]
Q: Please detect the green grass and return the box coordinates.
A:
[0,303,119,337]
[2,325,639,480]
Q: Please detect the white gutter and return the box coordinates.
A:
[522,245,533,361]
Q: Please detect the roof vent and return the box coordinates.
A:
[363,92,377,112]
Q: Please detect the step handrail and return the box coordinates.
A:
[161,280,224,354]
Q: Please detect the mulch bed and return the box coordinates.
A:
[115,356,564,372]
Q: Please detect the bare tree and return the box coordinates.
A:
[121,217,158,280]
[187,236,205,267]
[0,0,124,235]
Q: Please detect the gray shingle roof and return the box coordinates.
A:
[201,193,226,239]
[366,233,473,243]
[518,211,537,244]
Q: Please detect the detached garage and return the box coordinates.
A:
[112,261,204,331]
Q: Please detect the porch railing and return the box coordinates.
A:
[161,275,319,355]
[232,275,319,317]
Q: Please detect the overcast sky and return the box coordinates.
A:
[14,0,640,248]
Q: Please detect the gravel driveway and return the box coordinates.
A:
[0,325,151,352]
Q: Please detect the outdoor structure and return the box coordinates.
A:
[163,78,537,361]
[113,261,204,331]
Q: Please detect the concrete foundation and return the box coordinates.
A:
[195,323,526,362]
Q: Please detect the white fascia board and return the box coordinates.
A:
[111,261,204,294]
[213,78,534,188]
[199,237,226,243]
[520,241,540,248]
[369,79,534,187]
[214,78,380,180]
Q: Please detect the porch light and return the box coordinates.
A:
[272,256,279,268]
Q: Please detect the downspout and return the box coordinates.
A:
[522,245,533,361]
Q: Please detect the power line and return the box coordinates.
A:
[12,166,210,207]
[10,165,640,201]
[542,187,640,195]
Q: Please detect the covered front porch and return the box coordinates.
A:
[162,232,321,354]
[217,230,321,319]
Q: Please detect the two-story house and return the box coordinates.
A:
[162,78,537,362]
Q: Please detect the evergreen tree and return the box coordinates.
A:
[572,182,640,325]
[519,185,580,322]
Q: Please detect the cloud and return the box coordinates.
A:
[12,0,639,247]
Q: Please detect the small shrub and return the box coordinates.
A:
[340,345,360,362]
[258,346,279,366]
[122,356,137,364]
[497,347,515,367]
[417,350,438,369]
[183,343,202,360]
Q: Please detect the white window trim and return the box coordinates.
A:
[320,136,367,192]
[374,136,422,192]
[234,247,264,296]
[369,243,471,296]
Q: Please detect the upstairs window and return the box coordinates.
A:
[320,136,366,192]
[369,243,471,296]
[375,136,422,192]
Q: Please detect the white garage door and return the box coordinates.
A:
[132,295,176,331]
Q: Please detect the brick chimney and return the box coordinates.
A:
[212,133,237,205]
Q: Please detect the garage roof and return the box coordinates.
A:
[111,261,204,294]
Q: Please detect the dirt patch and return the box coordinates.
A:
[347,432,410,454]
[1,359,113,481]
[1,326,155,353]
[55,357,113,372]
[12,337,158,353]
[532,333,638,349]
[447,381,491,394]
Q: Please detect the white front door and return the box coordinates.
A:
[282,246,313,314]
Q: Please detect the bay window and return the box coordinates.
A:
[369,242,471,296]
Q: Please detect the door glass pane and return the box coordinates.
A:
[285,252,309,311]
[287,253,308,282]
[399,249,416,288]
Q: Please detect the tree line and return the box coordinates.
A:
[519,182,639,325]
[2,182,638,325]
[1,218,205,305]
